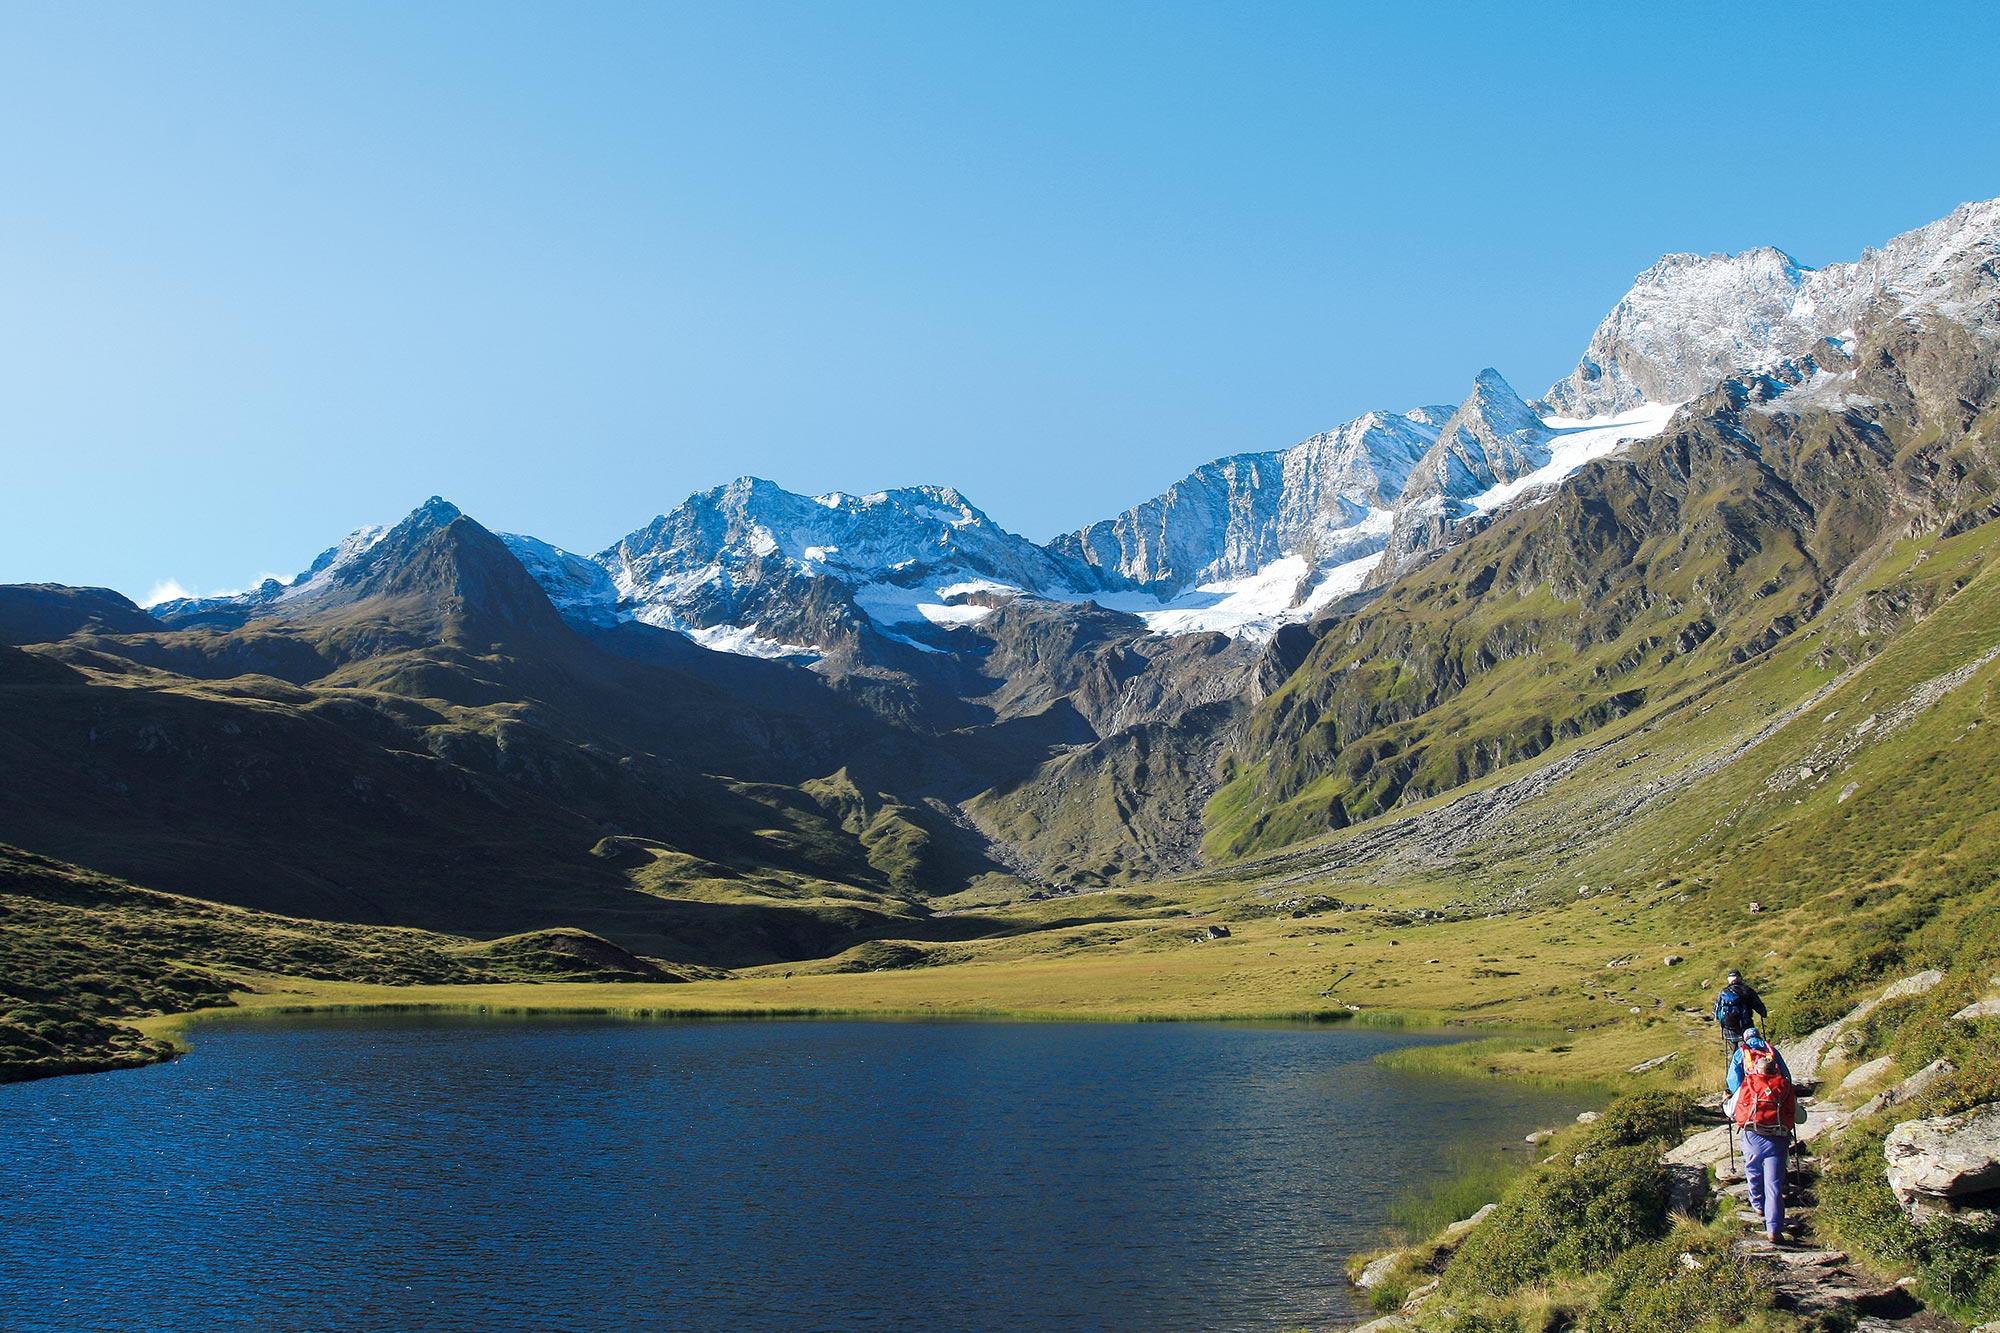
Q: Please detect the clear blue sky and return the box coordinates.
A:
[4,2,1997,602]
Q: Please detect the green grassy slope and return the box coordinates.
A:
[0,843,688,1083]
[1209,321,2000,866]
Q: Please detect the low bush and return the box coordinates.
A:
[1590,1227,1771,1333]
[1581,1089,1696,1151]
[1445,1143,1672,1296]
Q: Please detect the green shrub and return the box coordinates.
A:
[1590,1229,1768,1333]
[1446,1144,1672,1295]
[1583,1090,1696,1150]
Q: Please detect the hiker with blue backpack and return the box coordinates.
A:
[1713,970,1768,1051]
[1727,1028,1800,1244]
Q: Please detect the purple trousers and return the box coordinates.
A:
[1743,1128,1787,1238]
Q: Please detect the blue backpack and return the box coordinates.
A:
[1715,985,1753,1031]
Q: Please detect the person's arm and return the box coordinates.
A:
[1750,986,1768,1019]
[1726,1049,1744,1093]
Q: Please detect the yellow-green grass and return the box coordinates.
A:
[131,889,1718,1092]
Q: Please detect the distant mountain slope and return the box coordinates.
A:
[1212,299,2000,857]
[0,585,162,644]
[18,192,1996,903]
[2,502,1038,959]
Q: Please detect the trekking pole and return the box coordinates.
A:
[1727,1121,1737,1178]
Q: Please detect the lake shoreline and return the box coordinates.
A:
[29,972,1603,1099]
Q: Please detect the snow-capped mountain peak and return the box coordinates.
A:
[1544,195,2000,417]
[601,476,1085,601]
[1052,402,1450,599]
[150,196,2000,660]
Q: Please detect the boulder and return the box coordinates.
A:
[1665,1124,1734,1170]
[1440,1203,1496,1241]
[1838,1056,1895,1094]
[1665,1162,1709,1215]
[1629,1052,1680,1074]
[1797,1100,1853,1145]
[1857,1058,1956,1118]
[1577,1110,1602,1125]
[1884,1103,2000,1206]
[1790,970,1945,1083]
[1355,1252,1400,1290]
[1348,1317,1412,1333]
[1953,998,2000,1022]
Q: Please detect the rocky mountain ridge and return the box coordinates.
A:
[155,198,1999,665]
[17,192,1991,905]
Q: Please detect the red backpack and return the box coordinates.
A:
[1734,1045,1794,1135]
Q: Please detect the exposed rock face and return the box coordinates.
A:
[1542,196,2000,417]
[1790,971,1947,1083]
[1884,1103,2000,1209]
[1838,1056,1896,1093]
[499,534,623,627]
[1377,370,1558,575]
[1857,1059,1956,1118]
[1055,404,1448,595]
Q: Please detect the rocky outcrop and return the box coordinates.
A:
[1542,196,2000,417]
[1839,1055,1896,1094]
[1856,1059,1956,1119]
[1884,1103,2000,1210]
[1790,970,1946,1084]
[1350,1203,1495,1300]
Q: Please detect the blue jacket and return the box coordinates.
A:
[1727,1036,1790,1094]
[1714,981,1768,1034]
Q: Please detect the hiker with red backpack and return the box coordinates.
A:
[1727,1028,1798,1243]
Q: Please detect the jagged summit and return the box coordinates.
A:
[587,477,1095,656]
[145,195,2000,658]
[152,496,569,645]
[1403,370,1554,506]
[1052,403,1449,599]
[1543,195,2000,417]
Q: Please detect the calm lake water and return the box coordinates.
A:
[0,1015,1582,1332]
